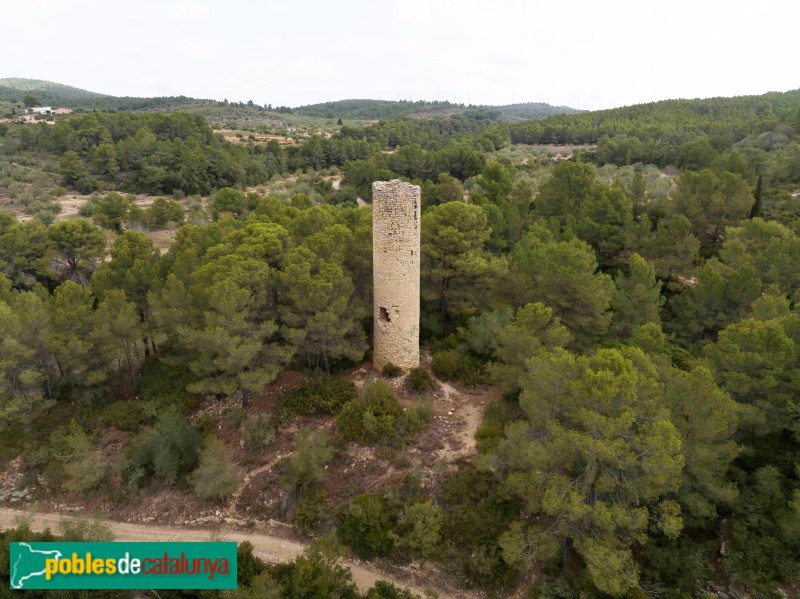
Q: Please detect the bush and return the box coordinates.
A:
[406,367,436,393]
[145,197,184,229]
[295,487,326,533]
[241,413,276,452]
[338,494,394,559]
[121,408,200,487]
[58,513,114,542]
[364,580,419,598]
[280,374,357,417]
[280,430,333,499]
[415,393,435,422]
[475,420,503,454]
[337,382,423,447]
[96,400,151,432]
[269,535,358,598]
[137,356,201,412]
[430,349,464,380]
[50,421,104,493]
[431,350,489,386]
[189,437,239,502]
[390,500,443,563]
[475,397,523,454]
[92,192,131,232]
[210,187,248,219]
[440,467,521,587]
[327,187,358,207]
[236,540,267,589]
[381,363,403,378]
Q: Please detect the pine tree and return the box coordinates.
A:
[749,174,763,219]
[611,253,664,340]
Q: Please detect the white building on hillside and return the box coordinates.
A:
[26,106,53,114]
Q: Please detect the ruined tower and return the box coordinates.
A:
[372,180,421,371]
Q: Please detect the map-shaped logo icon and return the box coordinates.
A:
[10,542,63,589]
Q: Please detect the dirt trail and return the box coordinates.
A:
[225,452,289,518]
[0,507,471,598]
[436,381,498,461]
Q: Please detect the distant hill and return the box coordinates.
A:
[493,102,582,120]
[0,78,105,101]
[0,77,201,111]
[293,98,581,121]
[0,78,580,126]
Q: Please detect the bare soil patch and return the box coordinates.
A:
[215,129,295,145]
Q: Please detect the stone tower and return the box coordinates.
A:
[372,180,421,371]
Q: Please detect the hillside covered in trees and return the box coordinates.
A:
[0,78,202,112]
[293,98,581,121]
[0,78,580,123]
[1,86,799,598]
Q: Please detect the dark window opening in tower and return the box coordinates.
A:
[379,306,391,322]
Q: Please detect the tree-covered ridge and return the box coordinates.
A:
[0,78,580,122]
[293,98,580,120]
[511,88,800,167]
[0,78,203,112]
[493,101,582,121]
[294,99,469,119]
[0,78,107,99]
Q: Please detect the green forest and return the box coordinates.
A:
[1,86,799,598]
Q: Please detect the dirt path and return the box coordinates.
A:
[0,507,472,598]
[436,381,498,461]
[225,453,289,518]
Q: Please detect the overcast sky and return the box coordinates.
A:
[3,0,798,110]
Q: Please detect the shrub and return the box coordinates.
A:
[269,535,357,598]
[50,421,104,493]
[96,400,151,432]
[189,437,239,502]
[78,196,97,217]
[337,382,423,447]
[241,413,276,452]
[92,192,131,232]
[381,363,403,378]
[280,430,333,498]
[439,466,521,587]
[210,187,248,219]
[122,408,200,487]
[390,500,443,563]
[146,197,184,229]
[406,367,436,393]
[475,420,503,454]
[338,494,394,559]
[475,397,522,454]
[280,374,357,417]
[58,514,114,542]
[431,349,465,380]
[364,580,419,598]
[415,393,435,422]
[327,187,358,207]
[431,350,489,386]
[137,356,201,411]
[295,487,326,533]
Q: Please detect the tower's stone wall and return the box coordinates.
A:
[372,180,420,370]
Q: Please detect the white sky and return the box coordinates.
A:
[3,0,798,110]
